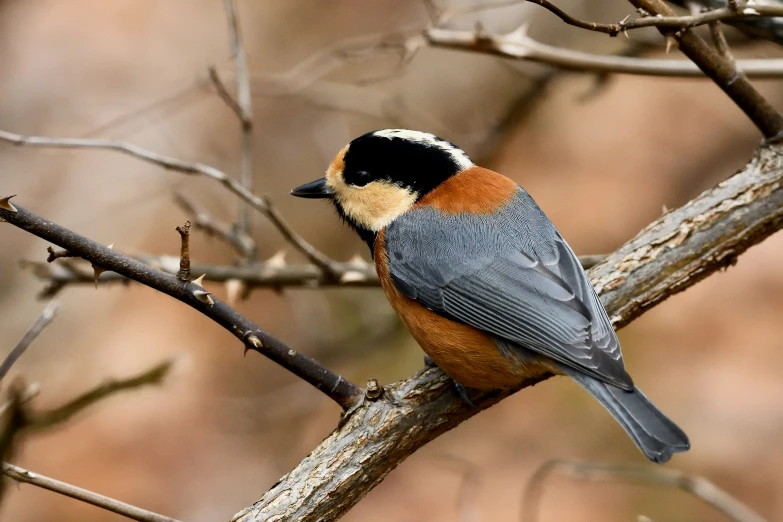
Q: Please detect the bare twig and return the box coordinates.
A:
[174,191,256,259]
[2,462,182,522]
[0,202,360,408]
[521,459,767,522]
[222,0,256,245]
[0,129,339,275]
[24,359,173,431]
[523,0,783,35]
[45,246,76,263]
[208,66,243,121]
[23,251,604,295]
[424,25,783,78]
[0,301,60,381]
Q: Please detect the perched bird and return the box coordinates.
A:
[291,129,690,463]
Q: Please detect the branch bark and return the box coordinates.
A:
[228,143,783,522]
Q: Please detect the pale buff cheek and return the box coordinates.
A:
[337,184,417,231]
[325,143,416,230]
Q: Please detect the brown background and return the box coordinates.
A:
[1,1,782,521]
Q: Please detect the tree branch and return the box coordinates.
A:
[0,129,340,276]
[23,359,173,431]
[2,462,182,522]
[174,191,257,259]
[627,0,783,140]
[22,251,604,296]
[0,301,60,381]
[0,203,361,409]
[524,0,783,36]
[424,26,783,78]
[228,143,783,521]
[521,459,767,522]
[222,0,256,246]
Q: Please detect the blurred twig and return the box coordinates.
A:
[0,301,60,381]
[0,129,340,277]
[174,192,257,259]
[21,252,605,296]
[221,0,256,249]
[2,462,182,522]
[425,25,783,77]
[521,459,767,522]
[24,359,173,431]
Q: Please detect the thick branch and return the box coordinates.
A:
[2,462,182,522]
[0,204,360,409]
[229,144,783,521]
[424,26,783,78]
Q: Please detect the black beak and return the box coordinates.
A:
[290,178,335,199]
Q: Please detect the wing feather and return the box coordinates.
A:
[386,187,632,389]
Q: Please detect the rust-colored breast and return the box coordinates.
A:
[416,166,518,215]
[375,230,533,390]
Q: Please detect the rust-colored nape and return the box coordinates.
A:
[416,167,518,215]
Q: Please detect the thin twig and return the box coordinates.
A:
[523,0,783,35]
[521,459,767,522]
[0,129,339,274]
[22,251,605,294]
[208,66,243,121]
[0,301,60,381]
[0,202,361,409]
[710,20,736,62]
[222,0,255,245]
[2,462,182,522]
[24,359,173,431]
[45,246,76,263]
[425,25,783,78]
[174,191,256,259]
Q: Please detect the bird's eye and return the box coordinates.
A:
[347,170,372,187]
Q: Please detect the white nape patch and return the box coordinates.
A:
[372,129,473,171]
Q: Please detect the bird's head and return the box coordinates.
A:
[291,129,473,246]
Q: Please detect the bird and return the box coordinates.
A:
[291,129,690,463]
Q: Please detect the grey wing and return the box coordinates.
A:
[386,187,632,390]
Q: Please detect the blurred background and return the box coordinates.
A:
[1,0,782,521]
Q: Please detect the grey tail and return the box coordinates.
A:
[563,368,690,463]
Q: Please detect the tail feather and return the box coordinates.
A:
[563,368,690,463]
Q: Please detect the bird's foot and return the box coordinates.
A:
[453,381,479,409]
[423,354,437,368]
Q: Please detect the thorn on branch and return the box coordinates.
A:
[91,243,115,289]
[0,195,18,213]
